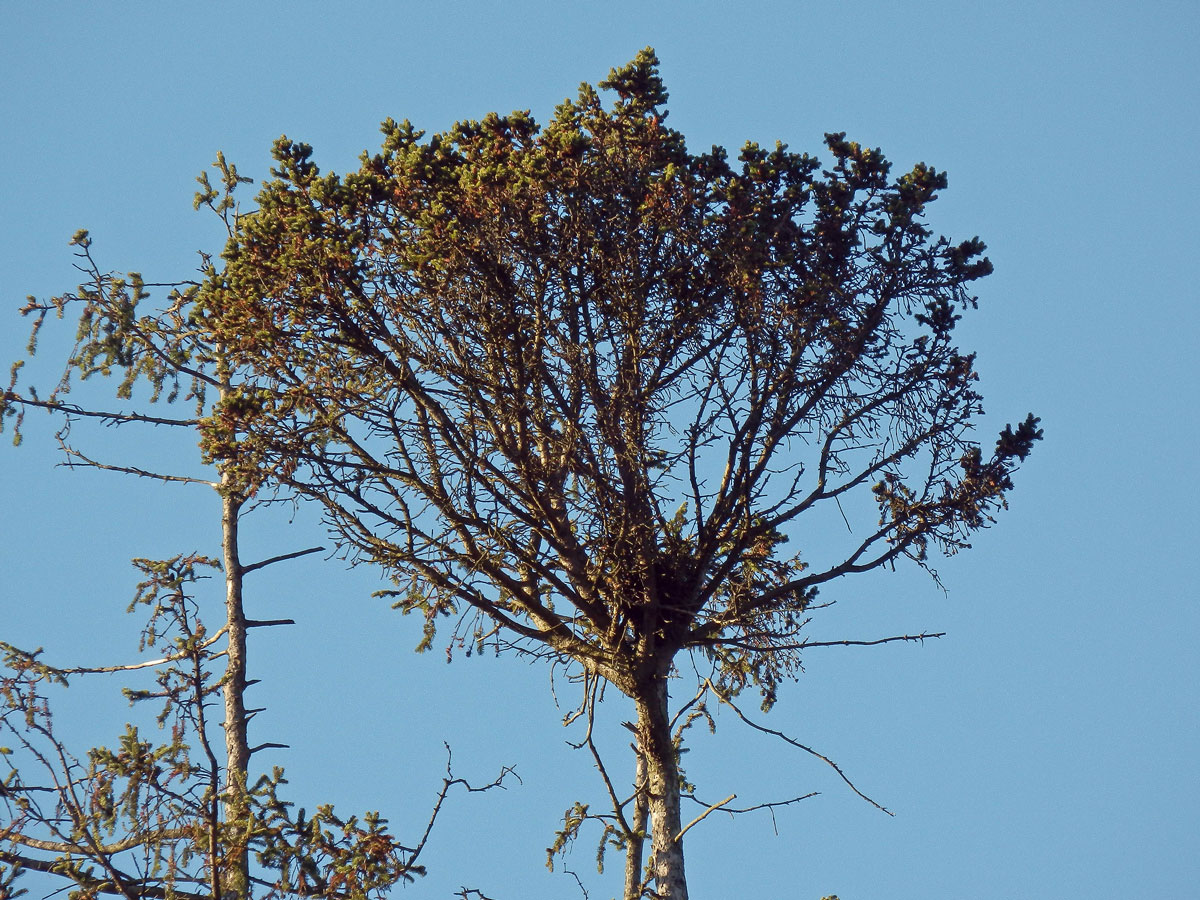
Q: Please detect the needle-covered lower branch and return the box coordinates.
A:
[0,554,513,900]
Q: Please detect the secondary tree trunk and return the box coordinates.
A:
[220,467,251,898]
[633,673,687,900]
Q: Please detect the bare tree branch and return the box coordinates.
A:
[2,392,201,428]
[705,680,892,816]
[240,546,325,574]
[673,793,735,842]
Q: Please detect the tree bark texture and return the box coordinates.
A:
[623,738,649,900]
[634,675,687,900]
[220,477,251,899]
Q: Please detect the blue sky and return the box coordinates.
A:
[2,2,1197,898]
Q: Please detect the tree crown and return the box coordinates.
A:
[199,47,1039,706]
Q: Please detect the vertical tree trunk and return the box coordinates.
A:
[623,743,649,900]
[633,674,688,900]
[218,368,251,899]
[220,485,250,899]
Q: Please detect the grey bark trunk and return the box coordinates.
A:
[622,742,649,900]
[220,465,251,898]
[634,675,688,900]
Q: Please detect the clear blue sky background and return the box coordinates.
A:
[2,3,1197,898]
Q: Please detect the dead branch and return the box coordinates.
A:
[706,680,892,815]
[673,793,735,842]
[57,442,217,487]
[240,546,325,574]
[3,392,200,428]
[714,632,946,652]
[405,744,519,872]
